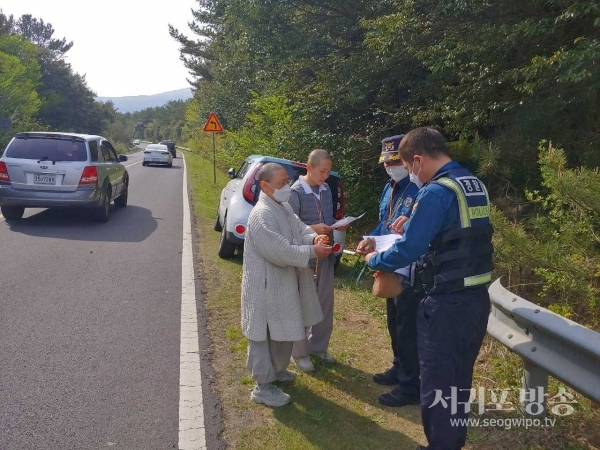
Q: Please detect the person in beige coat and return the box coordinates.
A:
[242,162,333,407]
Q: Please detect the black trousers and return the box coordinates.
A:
[386,288,420,395]
[418,286,490,450]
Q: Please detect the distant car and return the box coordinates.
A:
[133,139,140,145]
[215,155,346,260]
[0,131,129,222]
[143,144,172,167]
[159,140,176,158]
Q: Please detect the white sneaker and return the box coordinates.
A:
[291,356,316,372]
[250,383,291,407]
[275,369,297,382]
[313,352,336,364]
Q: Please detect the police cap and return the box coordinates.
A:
[379,134,405,163]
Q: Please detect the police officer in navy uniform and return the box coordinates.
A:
[365,127,493,450]
[357,134,421,407]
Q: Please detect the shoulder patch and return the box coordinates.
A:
[455,176,486,197]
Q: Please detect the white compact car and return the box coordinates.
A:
[214,155,346,264]
[142,144,172,167]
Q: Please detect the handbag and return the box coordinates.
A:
[372,270,403,298]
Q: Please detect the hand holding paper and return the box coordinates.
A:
[362,234,410,277]
[362,234,401,252]
[331,212,365,229]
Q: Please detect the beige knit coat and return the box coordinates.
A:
[241,192,324,342]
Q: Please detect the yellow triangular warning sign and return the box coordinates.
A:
[203,112,224,133]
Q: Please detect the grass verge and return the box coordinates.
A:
[183,150,599,450]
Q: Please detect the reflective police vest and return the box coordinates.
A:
[417,167,494,294]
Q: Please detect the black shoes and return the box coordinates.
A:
[378,386,420,407]
[374,366,420,407]
[373,366,399,386]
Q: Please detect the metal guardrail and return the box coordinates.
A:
[487,278,600,415]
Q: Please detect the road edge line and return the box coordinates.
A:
[179,154,207,450]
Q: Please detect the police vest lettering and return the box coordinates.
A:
[416,168,494,294]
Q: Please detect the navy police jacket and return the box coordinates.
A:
[370,177,419,237]
[368,161,493,293]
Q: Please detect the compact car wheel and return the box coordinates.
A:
[218,215,237,259]
[214,211,223,232]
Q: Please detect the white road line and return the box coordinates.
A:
[124,160,142,168]
[179,154,207,450]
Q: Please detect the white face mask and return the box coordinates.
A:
[385,166,408,182]
[267,183,292,203]
[409,162,423,189]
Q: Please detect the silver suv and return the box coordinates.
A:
[0,132,129,222]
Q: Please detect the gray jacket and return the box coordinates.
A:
[241,192,324,342]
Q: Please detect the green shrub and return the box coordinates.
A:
[492,142,600,328]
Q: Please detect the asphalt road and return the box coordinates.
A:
[0,148,209,449]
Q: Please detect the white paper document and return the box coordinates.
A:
[331,212,365,229]
[363,234,410,277]
[362,234,401,252]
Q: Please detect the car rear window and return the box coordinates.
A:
[239,159,342,217]
[284,164,307,181]
[5,136,87,162]
[281,163,341,216]
[248,161,339,203]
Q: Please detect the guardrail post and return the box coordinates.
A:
[487,278,600,417]
[521,360,548,417]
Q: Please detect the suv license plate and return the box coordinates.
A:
[34,174,55,185]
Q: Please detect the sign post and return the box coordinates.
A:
[203,112,224,184]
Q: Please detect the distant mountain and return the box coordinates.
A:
[96,88,193,113]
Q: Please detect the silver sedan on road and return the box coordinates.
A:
[142,144,173,168]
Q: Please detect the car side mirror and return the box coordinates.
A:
[119,155,128,162]
[228,168,236,179]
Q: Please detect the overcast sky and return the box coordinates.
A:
[1,0,198,97]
